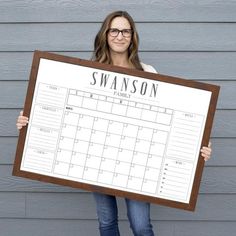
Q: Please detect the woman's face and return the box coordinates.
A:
[107,17,132,55]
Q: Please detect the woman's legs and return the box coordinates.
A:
[125,198,155,236]
[93,192,155,236]
[93,192,120,236]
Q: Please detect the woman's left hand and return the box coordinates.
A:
[200,142,212,161]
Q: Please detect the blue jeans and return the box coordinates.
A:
[93,192,155,236]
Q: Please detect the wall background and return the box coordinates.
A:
[0,1,236,235]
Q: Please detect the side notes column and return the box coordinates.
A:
[21,83,67,173]
[158,111,204,202]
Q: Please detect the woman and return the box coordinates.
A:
[16,11,212,236]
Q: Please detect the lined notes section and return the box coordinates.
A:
[21,83,68,173]
[157,111,205,202]
[31,105,64,129]
[35,83,67,107]
[23,147,55,172]
[166,111,204,161]
[31,84,67,130]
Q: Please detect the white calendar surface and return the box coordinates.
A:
[20,58,212,204]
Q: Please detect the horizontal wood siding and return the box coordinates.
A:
[1,52,236,81]
[0,23,235,51]
[0,1,235,235]
[0,0,236,22]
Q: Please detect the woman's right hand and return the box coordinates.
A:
[16,111,29,130]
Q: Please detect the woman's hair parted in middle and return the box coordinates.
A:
[92,11,143,70]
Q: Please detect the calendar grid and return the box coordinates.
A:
[54,106,170,194]
[21,81,208,203]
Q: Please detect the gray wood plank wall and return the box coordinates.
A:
[0,1,235,235]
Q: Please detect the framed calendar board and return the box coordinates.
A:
[13,51,220,211]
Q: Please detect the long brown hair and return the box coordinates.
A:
[92,11,143,70]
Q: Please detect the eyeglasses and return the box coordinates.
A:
[108,28,133,38]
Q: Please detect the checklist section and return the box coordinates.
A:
[157,159,194,201]
[157,110,205,202]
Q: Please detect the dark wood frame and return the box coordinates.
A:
[13,50,220,211]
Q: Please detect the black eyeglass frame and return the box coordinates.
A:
[108,28,133,38]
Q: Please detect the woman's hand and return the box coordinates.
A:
[16,111,29,130]
[200,142,212,161]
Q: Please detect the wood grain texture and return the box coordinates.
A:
[22,193,236,220]
[0,219,235,236]
[174,222,236,236]
[0,192,236,220]
[0,0,236,22]
[1,52,236,81]
[0,219,100,236]
[0,23,235,51]
[0,219,172,236]
[0,192,25,217]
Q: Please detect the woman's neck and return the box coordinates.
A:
[110,51,133,69]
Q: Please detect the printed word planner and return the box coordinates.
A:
[20,58,212,204]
